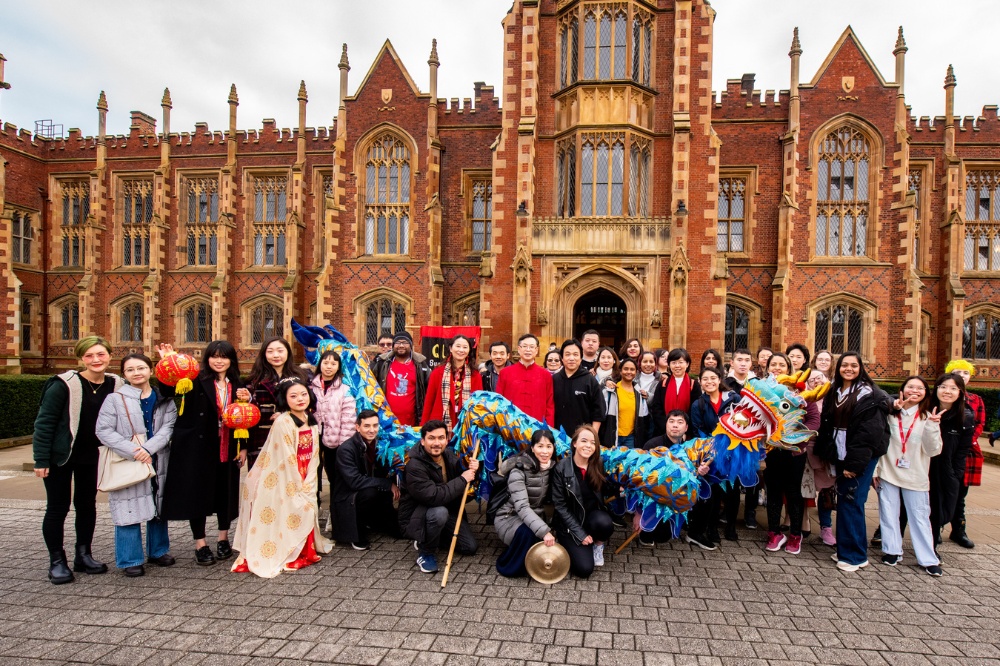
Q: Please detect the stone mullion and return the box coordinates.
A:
[147,90,171,355]
[215,85,239,343]
[667,0,691,349]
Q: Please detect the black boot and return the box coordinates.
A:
[73,544,108,574]
[48,549,74,585]
[949,523,975,549]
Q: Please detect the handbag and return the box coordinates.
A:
[818,486,837,512]
[97,394,155,492]
[800,462,816,499]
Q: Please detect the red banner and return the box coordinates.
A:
[420,326,481,367]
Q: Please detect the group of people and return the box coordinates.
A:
[32,329,992,584]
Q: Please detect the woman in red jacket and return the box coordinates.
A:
[422,335,483,432]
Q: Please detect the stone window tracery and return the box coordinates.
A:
[964,170,1000,271]
[114,298,143,344]
[962,309,1000,361]
[724,303,749,355]
[179,298,213,345]
[815,127,871,257]
[11,210,34,265]
[243,297,284,347]
[362,133,411,256]
[470,179,492,253]
[718,177,747,252]
[559,2,652,89]
[51,295,79,342]
[181,175,219,267]
[59,180,89,267]
[558,132,648,218]
[361,294,408,346]
[119,179,153,267]
[908,168,923,269]
[250,174,288,266]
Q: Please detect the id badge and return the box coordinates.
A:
[896,458,910,469]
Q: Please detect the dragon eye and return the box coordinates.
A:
[779,401,790,411]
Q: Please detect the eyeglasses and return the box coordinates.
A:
[379,342,393,349]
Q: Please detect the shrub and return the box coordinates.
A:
[0,375,51,439]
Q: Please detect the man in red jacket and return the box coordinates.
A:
[495,334,555,426]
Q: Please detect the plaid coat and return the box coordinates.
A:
[964,392,986,487]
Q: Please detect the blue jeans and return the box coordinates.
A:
[835,458,877,565]
[818,504,833,529]
[115,518,170,568]
[617,435,635,448]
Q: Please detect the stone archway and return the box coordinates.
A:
[547,264,647,344]
[573,288,627,351]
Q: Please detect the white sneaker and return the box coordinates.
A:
[836,560,869,572]
[593,544,605,567]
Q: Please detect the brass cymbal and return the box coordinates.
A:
[525,541,570,585]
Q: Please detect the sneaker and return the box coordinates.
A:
[820,526,837,547]
[836,560,869,572]
[351,541,370,551]
[416,553,438,573]
[684,534,717,551]
[637,532,655,547]
[765,531,787,552]
[744,516,758,530]
[195,546,216,566]
[870,526,882,547]
[881,553,901,566]
[784,534,802,555]
[593,544,605,567]
[924,565,943,577]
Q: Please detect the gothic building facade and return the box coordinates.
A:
[1,0,999,382]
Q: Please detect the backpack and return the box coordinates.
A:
[484,471,509,526]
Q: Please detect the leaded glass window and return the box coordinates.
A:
[364,297,407,346]
[815,127,871,257]
[120,180,153,267]
[11,211,33,264]
[814,304,864,355]
[251,175,288,266]
[724,304,749,355]
[962,312,1000,360]
[963,171,1000,271]
[119,301,143,342]
[183,301,213,344]
[718,178,747,252]
[363,134,411,255]
[250,301,282,346]
[470,180,493,252]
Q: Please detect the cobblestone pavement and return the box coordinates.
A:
[2,494,1000,666]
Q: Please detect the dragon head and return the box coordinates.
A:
[717,376,814,452]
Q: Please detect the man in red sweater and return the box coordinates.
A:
[495,333,555,426]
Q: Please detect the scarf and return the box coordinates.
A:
[832,383,870,460]
[215,379,232,463]
[663,374,693,414]
[441,359,472,430]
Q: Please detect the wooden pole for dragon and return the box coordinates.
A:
[440,438,481,588]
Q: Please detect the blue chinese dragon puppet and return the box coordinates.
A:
[292,320,829,536]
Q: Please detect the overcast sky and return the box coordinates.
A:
[0,0,995,136]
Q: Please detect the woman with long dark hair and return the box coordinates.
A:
[494,429,557,578]
[551,425,614,578]
[599,358,649,449]
[310,350,357,526]
[927,373,975,549]
[158,341,249,566]
[698,348,724,374]
[421,335,483,430]
[873,376,944,575]
[619,338,643,366]
[33,336,124,584]
[815,352,891,572]
[245,336,308,469]
[784,343,811,374]
[649,348,702,431]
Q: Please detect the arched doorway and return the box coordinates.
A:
[573,288,627,351]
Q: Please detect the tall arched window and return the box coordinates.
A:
[362,295,408,346]
[816,126,871,257]
[246,299,283,346]
[115,299,143,344]
[51,296,79,342]
[557,139,577,217]
[119,179,153,267]
[580,135,624,217]
[963,171,1000,271]
[814,304,864,355]
[724,303,750,355]
[559,15,579,88]
[962,309,1000,360]
[180,299,213,345]
[362,133,411,256]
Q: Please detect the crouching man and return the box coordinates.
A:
[331,410,401,550]
[398,420,479,573]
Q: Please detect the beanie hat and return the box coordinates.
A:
[393,331,413,345]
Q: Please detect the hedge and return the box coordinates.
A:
[1,374,997,440]
[0,374,51,439]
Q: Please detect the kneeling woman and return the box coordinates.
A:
[96,354,178,577]
[551,426,614,578]
[232,378,333,577]
[494,429,557,577]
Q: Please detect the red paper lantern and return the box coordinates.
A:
[155,352,200,415]
[222,400,262,454]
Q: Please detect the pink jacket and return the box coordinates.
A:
[311,375,357,448]
[803,401,835,490]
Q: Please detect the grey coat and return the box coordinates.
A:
[493,452,552,545]
[96,385,177,527]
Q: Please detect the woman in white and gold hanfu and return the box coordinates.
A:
[232,378,332,577]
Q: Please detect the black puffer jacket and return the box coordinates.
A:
[492,452,552,544]
[550,455,610,545]
[929,406,975,528]
[331,432,394,544]
[397,442,468,542]
[815,383,892,476]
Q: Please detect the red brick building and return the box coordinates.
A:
[1,0,999,383]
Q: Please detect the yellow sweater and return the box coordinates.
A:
[616,383,636,437]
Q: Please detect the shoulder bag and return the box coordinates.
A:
[97,394,155,492]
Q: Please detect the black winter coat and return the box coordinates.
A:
[397,442,468,542]
[331,432,395,544]
[929,406,975,528]
[598,384,650,448]
[160,375,243,522]
[814,384,891,476]
[649,376,702,433]
[552,367,607,435]
[689,390,740,438]
[550,455,610,545]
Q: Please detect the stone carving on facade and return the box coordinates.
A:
[537,305,548,326]
[511,243,532,286]
[650,309,661,328]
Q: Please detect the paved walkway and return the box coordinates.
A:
[1,444,1000,666]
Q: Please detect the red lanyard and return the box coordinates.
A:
[896,411,919,454]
